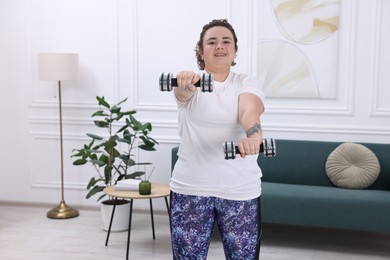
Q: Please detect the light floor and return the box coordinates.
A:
[0,203,389,260]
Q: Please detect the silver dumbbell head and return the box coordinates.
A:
[200,73,213,92]
[159,72,173,91]
[223,141,236,160]
[263,138,276,157]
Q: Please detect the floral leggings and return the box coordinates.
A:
[170,192,262,260]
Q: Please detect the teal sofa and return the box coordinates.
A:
[171,139,390,233]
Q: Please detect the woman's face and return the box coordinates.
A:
[201,26,237,72]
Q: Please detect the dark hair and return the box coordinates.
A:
[195,19,238,70]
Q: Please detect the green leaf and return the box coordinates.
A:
[104,165,113,184]
[140,122,152,132]
[86,185,105,199]
[87,177,99,189]
[104,140,117,153]
[121,110,136,116]
[112,148,121,157]
[139,136,155,147]
[131,114,141,125]
[128,115,142,131]
[126,171,145,179]
[109,135,119,142]
[94,120,109,128]
[117,138,130,144]
[118,154,129,160]
[123,129,134,140]
[110,106,121,114]
[147,136,159,145]
[115,174,125,182]
[99,154,108,164]
[90,159,106,167]
[90,154,98,161]
[93,143,105,150]
[115,97,128,107]
[119,154,135,167]
[88,138,95,147]
[134,162,152,166]
[138,144,156,151]
[71,150,85,157]
[73,159,87,165]
[113,113,124,121]
[108,154,115,165]
[92,110,108,117]
[96,96,110,108]
[116,124,128,134]
[86,133,104,140]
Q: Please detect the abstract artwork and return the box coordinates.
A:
[257,0,340,98]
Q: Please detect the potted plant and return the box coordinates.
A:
[71,96,158,231]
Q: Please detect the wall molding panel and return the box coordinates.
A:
[369,0,390,117]
[135,102,178,112]
[267,123,390,136]
[29,100,99,110]
[29,132,89,191]
[266,103,354,116]
[28,116,92,126]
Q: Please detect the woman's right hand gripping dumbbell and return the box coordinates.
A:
[174,71,201,102]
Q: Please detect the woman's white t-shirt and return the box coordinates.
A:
[170,71,265,201]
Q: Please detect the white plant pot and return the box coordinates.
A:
[100,200,130,232]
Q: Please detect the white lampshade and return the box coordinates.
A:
[38,53,79,81]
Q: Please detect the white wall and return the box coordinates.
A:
[0,0,389,210]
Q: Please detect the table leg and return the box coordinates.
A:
[105,198,117,246]
[164,196,170,218]
[149,199,156,240]
[126,199,133,260]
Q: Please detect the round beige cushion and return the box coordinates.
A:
[325,143,380,189]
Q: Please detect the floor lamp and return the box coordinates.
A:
[38,53,80,219]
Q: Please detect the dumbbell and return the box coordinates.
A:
[159,72,213,92]
[223,138,276,160]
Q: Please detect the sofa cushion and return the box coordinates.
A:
[325,143,380,189]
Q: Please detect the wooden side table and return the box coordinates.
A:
[103,183,170,260]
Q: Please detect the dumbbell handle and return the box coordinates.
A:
[170,78,201,87]
[223,138,276,160]
[159,72,213,92]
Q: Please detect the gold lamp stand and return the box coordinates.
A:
[47,200,79,219]
[38,53,79,219]
[47,81,79,219]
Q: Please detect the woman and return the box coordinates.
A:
[170,19,265,259]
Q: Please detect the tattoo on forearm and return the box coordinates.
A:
[246,123,262,137]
